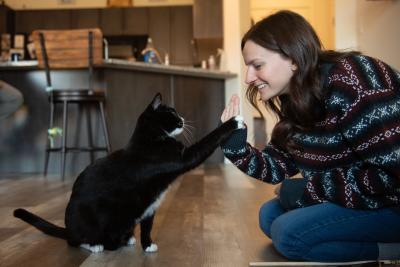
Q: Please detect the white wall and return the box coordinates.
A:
[335,0,358,51]
[335,0,400,70]
[356,0,400,70]
[4,0,107,9]
[223,0,254,145]
[4,0,193,9]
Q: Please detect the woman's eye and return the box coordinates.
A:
[254,64,262,70]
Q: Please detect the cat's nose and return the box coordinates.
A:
[178,117,184,127]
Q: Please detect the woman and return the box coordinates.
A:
[221,10,400,262]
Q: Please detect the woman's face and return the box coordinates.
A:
[242,40,297,101]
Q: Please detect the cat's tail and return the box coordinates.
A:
[13,208,67,240]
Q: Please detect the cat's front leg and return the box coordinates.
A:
[179,115,245,171]
[140,214,158,252]
[124,226,136,246]
[141,116,244,178]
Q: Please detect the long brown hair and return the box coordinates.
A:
[241,10,358,152]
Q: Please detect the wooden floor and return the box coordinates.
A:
[0,164,288,267]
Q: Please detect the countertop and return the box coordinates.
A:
[0,59,237,80]
[0,60,39,69]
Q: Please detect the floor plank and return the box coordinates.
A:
[0,164,287,267]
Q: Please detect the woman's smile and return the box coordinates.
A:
[242,40,296,101]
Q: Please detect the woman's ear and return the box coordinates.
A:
[291,62,298,71]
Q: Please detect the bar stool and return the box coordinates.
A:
[32,28,111,180]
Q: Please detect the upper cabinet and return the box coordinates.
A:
[192,0,222,39]
[71,9,100,29]
[123,8,149,35]
[15,10,71,33]
[10,5,193,65]
[0,5,15,34]
[134,0,193,7]
[148,6,193,65]
[100,8,124,35]
[169,6,193,65]
[101,8,150,36]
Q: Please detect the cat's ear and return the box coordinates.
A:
[151,93,162,110]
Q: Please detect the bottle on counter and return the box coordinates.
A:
[207,55,216,70]
[142,37,157,64]
[164,53,169,66]
[217,48,227,71]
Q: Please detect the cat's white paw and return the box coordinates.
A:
[80,243,104,253]
[145,243,158,253]
[127,237,136,246]
[234,115,245,129]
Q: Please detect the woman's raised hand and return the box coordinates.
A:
[221,94,240,123]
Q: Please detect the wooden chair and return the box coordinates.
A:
[32,28,111,180]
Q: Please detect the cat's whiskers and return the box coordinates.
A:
[184,124,195,130]
[184,119,196,124]
[183,124,195,140]
[181,122,195,145]
[181,130,192,145]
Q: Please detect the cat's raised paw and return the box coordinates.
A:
[145,243,158,253]
[127,237,136,246]
[234,115,245,129]
[80,243,104,253]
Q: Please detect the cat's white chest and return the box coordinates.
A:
[136,190,167,223]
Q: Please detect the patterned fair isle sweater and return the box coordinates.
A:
[222,55,400,210]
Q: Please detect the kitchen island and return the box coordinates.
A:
[0,60,236,176]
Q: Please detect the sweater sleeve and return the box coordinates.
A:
[299,56,400,209]
[221,127,299,184]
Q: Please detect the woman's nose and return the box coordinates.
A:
[245,68,256,85]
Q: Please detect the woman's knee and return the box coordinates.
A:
[270,214,310,260]
[258,198,284,238]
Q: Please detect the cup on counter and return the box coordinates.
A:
[9,48,24,62]
[208,55,216,70]
[201,60,207,69]
[11,53,20,62]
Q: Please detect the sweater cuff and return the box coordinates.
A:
[279,178,307,210]
[221,127,247,153]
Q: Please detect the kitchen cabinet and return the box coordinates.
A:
[193,0,222,38]
[123,7,149,35]
[71,9,100,29]
[100,7,149,36]
[11,6,193,65]
[16,10,72,33]
[0,4,14,34]
[134,0,193,7]
[148,7,170,59]
[147,6,192,65]
[15,11,45,34]
[170,6,193,65]
[100,8,124,35]
[43,10,72,29]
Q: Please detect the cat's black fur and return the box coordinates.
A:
[14,93,243,253]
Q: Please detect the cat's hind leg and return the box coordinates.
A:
[122,225,136,246]
[140,215,158,252]
[80,243,104,253]
[127,236,136,246]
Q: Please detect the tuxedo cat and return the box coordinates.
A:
[14,93,244,253]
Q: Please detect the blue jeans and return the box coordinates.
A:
[259,198,400,262]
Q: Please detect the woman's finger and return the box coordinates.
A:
[232,94,240,116]
[221,94,241,122]
[221,107,228,122]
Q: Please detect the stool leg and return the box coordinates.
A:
[99,101,111,153]
[61,100,68,181]
[44,101,54,177]
[86,104,94,163]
